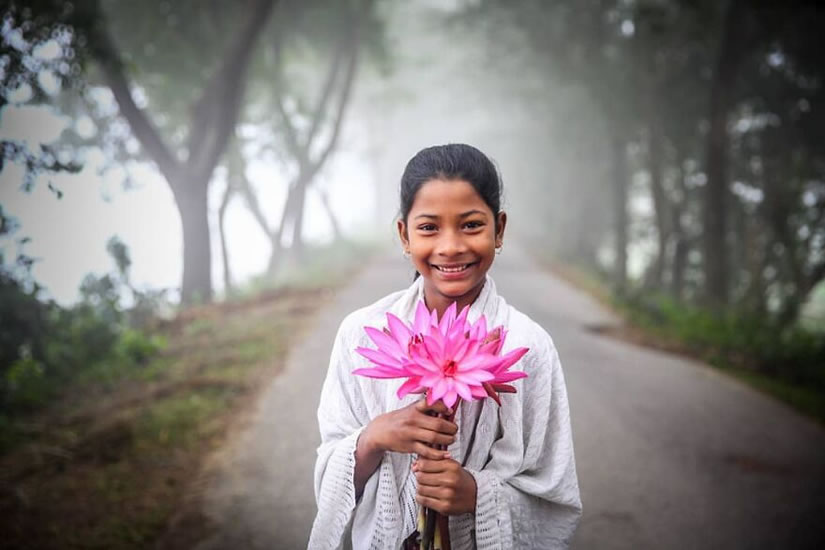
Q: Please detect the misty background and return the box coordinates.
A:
[3,1,823,315]
[1,0,824,548]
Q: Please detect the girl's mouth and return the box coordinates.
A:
[432,262,477,275]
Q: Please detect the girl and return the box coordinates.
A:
[309,144,582,549]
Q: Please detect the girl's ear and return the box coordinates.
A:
[397,219,410,251]
[495,211,507,247]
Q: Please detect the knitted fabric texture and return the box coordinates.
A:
[308,275,582,549]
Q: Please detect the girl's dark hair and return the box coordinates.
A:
[399,143,503,228]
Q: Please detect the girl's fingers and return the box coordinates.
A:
[416,398,453,417]
[418,414,458,436]
[415,494,447,514]
[416,483,452,500]
[415,457,452,473]
[414,471,446,487]
[414,443,450,461]
[414,428,454,447]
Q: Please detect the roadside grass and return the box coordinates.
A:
[545,261,825,426]
[724,368,825,423]
[0,241,381,549]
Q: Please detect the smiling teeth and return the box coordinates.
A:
[436,264,470,273]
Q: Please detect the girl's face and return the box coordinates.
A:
[398,178,506,316]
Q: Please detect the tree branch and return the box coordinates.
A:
[240,172,277,242]
[305,8,364,181]
[88,11,180,185]
[188,0,279,181]
[274,92,305,165]
[303,31,346,151]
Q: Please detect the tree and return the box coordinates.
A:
[236,0,379,273]
[1,2,87,189]
[468,0,652,291]
[83,0,278,303]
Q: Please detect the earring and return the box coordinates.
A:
[495,244,502,255]
[403,250,411,259]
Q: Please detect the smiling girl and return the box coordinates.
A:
[309,144,582,549]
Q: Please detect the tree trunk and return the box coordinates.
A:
[611,136,628,294]
[267,180,304,275]
[318,187,343,241]
[173,182,212,304]
[289,177,309,258]
[218,180,234,296]
[703,0,743,307]
[741,213,766,314]
[647,120,668,289]
[90,0,277,306]
[670,159,691,300]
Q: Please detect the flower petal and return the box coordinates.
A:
[493,370,528,383]
[450,337,471,364]
[414,300,431,335]
[492,347,530,374]
[455,369,495,384]
[455,381,473,402]
[493,328,508,354]
[352,366,408,379]
[396,377,423,399]
[355,346,403,369]
[483,382,502,406]
[470,384,488,399]
[456,304,470,329]
[456,353,499,372]
[431,377,449,402]
[469,315,487,340]
[442,388,458,409]
[422,332,444,361]
[386,313,413,348]
[420,372,443,387]
[364,326,404,359]
[439,302,457,335]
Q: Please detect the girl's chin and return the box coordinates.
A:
[431,276,484,298]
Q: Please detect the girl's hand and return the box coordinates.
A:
[362,398,457,460]
[413,457,477,515]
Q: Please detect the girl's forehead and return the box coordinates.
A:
[410,178,490,213]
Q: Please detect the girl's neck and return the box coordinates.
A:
[422,281,486,320]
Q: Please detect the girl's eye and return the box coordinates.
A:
[418,224,437,232]
[464,221,484,230]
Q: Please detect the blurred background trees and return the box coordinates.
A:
[466,0,824,319]
[2,0,824,420]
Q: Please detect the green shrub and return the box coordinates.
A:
[115,329,166,365]
[618,291,825,390]
[3,356,49,410]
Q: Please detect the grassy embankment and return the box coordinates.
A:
[0,242,380,549]
[547,262,825,426]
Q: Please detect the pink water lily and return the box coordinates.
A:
[353,300,529,409]
[354,299,529,550]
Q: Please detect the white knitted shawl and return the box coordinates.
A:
[308,275,582,549]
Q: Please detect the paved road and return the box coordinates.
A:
[196,246,825,549]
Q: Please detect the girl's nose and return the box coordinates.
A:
[436,231,468,256]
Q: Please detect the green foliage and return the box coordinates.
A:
[619,291,825,390]
[4,356,48,410]
[115,329,166,366]
[0,300,164,411]
[0,236,168,414]
[136,389,230,450]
